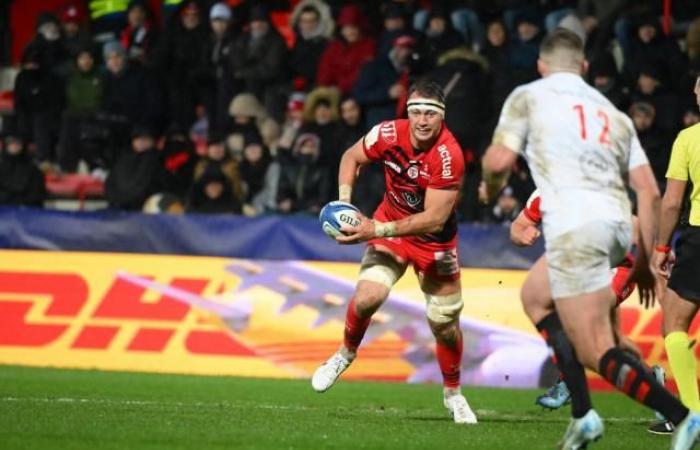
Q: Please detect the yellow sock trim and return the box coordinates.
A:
[665,331,700,412]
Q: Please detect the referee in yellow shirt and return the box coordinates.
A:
[652,75,700,416]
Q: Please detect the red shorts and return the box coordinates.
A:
[612,266,636,306]
[368,236,460,282]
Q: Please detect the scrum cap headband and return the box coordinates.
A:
[406,98,445,116]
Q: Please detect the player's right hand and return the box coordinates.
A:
[336,213,374,245]
[510,221,540,246]
[650,248,675,280]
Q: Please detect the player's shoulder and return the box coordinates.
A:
[370,119,407,145]
[365,119,407,148]
[677,122,700,142]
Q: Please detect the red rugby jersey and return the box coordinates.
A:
[362,119,465,243]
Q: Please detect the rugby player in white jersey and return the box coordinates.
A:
[481,28,700,450]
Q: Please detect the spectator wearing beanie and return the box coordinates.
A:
[60,4,91,59]
[316,4,376,95]
[289,0,334,92]
[203,2,237,132]
[100,40,162,150]
[229,5,290,123]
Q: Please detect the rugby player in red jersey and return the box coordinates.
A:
[311,79,476,424]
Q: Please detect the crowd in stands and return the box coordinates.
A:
[2,0,700,222]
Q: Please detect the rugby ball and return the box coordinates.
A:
[319,201,361,238]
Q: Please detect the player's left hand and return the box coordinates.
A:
[336,213,375,245]
[629,257,656,308]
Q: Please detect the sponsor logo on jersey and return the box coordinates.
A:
[438,144,452,179]
[364,124,380,148]
[384,160,402,173]
[402,191,422,208]
[380,121,397,144]
[407,166,419,179]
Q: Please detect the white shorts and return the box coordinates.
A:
[545,220,632,299]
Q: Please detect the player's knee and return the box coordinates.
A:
[429,320,460,344]
[358,248,403,290]
[425,292,463,324]
[353,290,386,317]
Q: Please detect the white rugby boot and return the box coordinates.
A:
[444,393,478,424]
[558,409,604,450]
[311,351,353,393]
[671,411,700,450]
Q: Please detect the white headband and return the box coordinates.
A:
[406,98,445,116]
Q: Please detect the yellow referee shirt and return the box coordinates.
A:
[666,123,700,226]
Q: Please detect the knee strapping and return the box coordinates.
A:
[358,248,404,289]
[425,292,463,323]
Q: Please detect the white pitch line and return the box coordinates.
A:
[0,397,648,423]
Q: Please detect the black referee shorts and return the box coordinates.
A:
[669,225,700,303]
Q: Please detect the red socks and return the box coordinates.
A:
[437,331,463,388]
[343,299,372,353]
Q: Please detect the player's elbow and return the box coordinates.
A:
[482,145,513,175]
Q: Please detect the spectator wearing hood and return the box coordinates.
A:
[298,87,340,170]
[229,5,290,122]
[587,52,629,111]
[480,19,513,133]
[506,11,542,87]
[203,3,237,132]
[277,132,331,214]
[193,132,245,205]
[225,93,271,158]
[154,0,209,130]
[428,44,489,152]
[239,140,280,216]
[58,46,104,172]
[13,47,64,168]
[120,0,157,66]
[316,4,376,95]
[414,7,465,71]
[22,13,70,76]
[0,131,46,208]
[623,14,687,93]
[161,124,198,197]
[630,64,681,134]
[186,165,241,214]
[377,3,416,56]
[289,0,334,92]
[353,35,416,127]
[105,126,166,210]
[628,101,673,191]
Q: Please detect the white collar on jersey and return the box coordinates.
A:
[406,98,445,116]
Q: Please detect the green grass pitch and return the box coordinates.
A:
[0,365,668,449]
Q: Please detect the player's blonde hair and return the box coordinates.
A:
[539,28,584,72]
